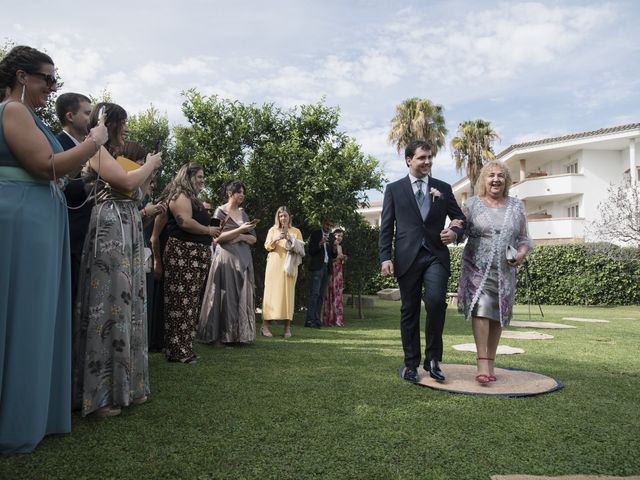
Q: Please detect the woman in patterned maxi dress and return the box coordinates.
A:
[74,103,162,417]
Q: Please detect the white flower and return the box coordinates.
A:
[430,187,441,202]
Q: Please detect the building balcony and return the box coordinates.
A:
[527,217,585,241]
[511,173,586,201]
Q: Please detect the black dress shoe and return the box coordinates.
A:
[427,360,445,382]
[403,368,418,383]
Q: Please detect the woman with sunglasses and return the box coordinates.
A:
[0,46,108,453]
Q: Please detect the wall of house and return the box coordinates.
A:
[580,149,624,220]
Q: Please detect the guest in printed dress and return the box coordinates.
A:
[321,228,347,327]
[0,45,108,453]
[457,160,532,384]
[261,206,304,338]
[198,180,258,346]
[74,103,162,417]
[163,164,220,363]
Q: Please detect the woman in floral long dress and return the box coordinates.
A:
[457,160,532,384]
[74,103,162,417]
[321,228,347,327]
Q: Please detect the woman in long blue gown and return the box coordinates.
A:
[0,46,108,454]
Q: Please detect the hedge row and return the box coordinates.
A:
[365,243,640,306]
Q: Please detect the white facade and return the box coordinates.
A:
[452,123,640,244]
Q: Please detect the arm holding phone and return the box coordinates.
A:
[215,215,259,245]
[169,194,220,237]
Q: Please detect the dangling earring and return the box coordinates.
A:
[20,84,26,103]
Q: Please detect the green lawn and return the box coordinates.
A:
[2,301,639,480]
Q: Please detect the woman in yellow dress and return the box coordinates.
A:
[261,206,304,338]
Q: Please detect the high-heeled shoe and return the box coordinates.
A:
[477,356,497,382]
[283,331,292,338]
[475,374,491,384]
[260,329,273,337]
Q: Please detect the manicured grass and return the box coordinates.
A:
[2,301,639,479]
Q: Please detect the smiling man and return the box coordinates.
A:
[379,140,465,383]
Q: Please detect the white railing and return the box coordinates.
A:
[511,173,586,200]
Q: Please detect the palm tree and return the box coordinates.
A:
[388,98,447,156]
[451,119,500,195]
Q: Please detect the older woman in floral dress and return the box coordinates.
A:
[457,160,532,384]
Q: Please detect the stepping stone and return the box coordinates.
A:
[510,321,576,329]
[501,331,554,340]
[377,288,401,301]
[452,343,524,354]
[562,317,609,323]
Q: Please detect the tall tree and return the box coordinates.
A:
[388,98,447,155]
[174,91,385,307]
[451,119,499,195]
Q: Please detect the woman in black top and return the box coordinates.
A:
[163,163,219,363]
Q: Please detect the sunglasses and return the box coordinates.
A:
[28,71,59,88]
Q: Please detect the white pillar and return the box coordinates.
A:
[520,158,526,182]
[630,138,637,184]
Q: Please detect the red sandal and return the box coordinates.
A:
[477,356,497,382]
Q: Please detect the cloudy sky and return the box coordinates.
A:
[5,0,639,198]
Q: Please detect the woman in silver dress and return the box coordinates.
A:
[198,180,258,346]
[457,160,532,384]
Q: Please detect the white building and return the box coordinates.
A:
[359,123,639,245]
[452,123,640,244]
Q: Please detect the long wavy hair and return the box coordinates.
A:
[475,160,512,197]
[166,163,205,210]
[88,102,128,156]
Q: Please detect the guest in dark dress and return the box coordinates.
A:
[163,164,220,363]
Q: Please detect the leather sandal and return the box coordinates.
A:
[475,374,491,384]
[477,356,497,382]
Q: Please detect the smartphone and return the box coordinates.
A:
[97,107,106,125]
[154,138,163,153]
[210,217,221,227]
[249,218,260,225]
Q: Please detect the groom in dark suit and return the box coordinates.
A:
[379,140,465,383]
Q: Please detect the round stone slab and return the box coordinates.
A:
[409,364,563,397]
[452,343,524,354]
[501,331,554,340]
[509,320,576,329]
[562,317,610,323]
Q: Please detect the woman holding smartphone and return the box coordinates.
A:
[198,180,258,346]
[162,163,220,363]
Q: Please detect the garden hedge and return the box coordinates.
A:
[364,243,640,306]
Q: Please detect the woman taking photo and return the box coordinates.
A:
[74,102,162,417]
[163,163,220,363]
[457,160,532,384]
[261,206,304,338]
[198,180,258,346]
[0,46,108,453]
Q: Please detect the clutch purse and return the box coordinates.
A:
[506,245,518,262]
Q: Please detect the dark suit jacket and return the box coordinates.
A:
[307,229,337,271]
[379,175,465,278]
[56,131,94,255]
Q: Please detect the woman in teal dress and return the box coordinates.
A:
[0,46,108,454]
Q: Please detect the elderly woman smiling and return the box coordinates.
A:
[457,160,532,384]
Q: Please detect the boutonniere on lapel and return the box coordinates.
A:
[430,187,441,203]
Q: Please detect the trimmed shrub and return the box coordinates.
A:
[362,243,640,305]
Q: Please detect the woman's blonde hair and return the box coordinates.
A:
[273,206,293,228]
[475,160,512,197]
[166,163,204,210]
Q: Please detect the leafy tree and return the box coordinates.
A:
[175,90,385,306]
[588,176,640,248]
[450,119,500,195]
[126,105,178,195]
[341,215,380,318]
[388,98,447,155]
